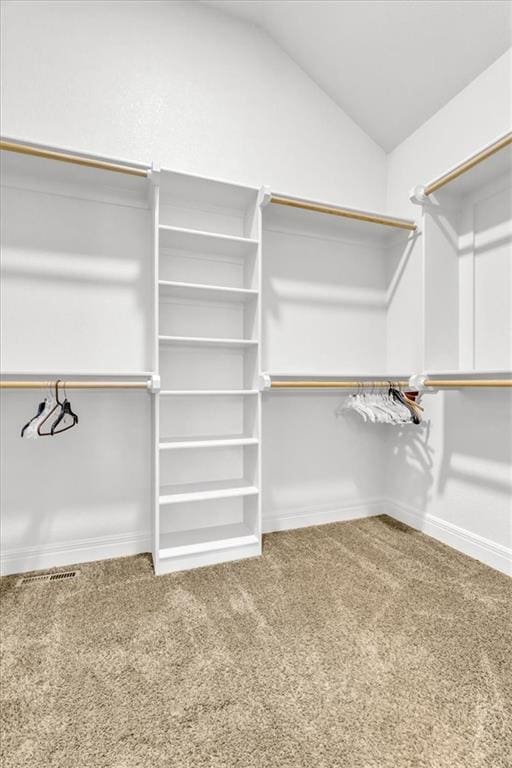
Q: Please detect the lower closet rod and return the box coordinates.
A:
[0,381,149,389]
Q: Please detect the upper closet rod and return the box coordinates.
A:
[415,131,512,198]
[269,194,417,232]
[0,139,149,178]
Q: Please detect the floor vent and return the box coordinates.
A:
[16,570,79,587]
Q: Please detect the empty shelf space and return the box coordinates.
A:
[160,389,259,396]
[159,523,259,559]
[158,280,258,303]
[159,335,258,348]
[158,170,258,215]
[159,478,258,505]
[159,225,258,257]
[159,434,259,450]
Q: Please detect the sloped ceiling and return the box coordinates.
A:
[202,0,511,151]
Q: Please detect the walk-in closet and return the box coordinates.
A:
[1,2,511,767]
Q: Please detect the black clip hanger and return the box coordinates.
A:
[50,383,79,435]
[21,399,46,437]
[37,380,63,437]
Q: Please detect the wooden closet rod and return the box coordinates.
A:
[424,379,512,388]
[270,381,409,389]
[0,381,149,389]
[269,379,512,389]
[424,132,512,195]
[270,194,417,232]
[0,140,148,178]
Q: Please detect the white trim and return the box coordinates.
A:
[262,498,383,533]
[0,531,151,577]
[3,501,509,578]
[385,499,511,577]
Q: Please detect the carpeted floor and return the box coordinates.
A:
[1,516,511,768]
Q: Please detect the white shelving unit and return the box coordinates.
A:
[151,169,263,574]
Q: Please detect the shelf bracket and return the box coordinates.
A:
[408,372,427,390]
[259,373,271,391]
[258,186,272,209]
[148,374,161,393]
[148,163,161,185]
[409,185,428,205]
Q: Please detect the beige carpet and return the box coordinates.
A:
[1,516,511,768]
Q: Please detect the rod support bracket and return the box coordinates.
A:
[148,374,161,393]
[258,186,272,209]
[408,372,427,391]
[148,164,160,185]
[409,185,428,205]
[259,373,271,391]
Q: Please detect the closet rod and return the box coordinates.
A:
[269,381,409,389]
[0,381,149,389]
[269,194,417,232]
[424,131,512,195]
[268,379,512,389]
[424,379,512,388]
[0,140,148,178]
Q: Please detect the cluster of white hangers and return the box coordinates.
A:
[336,383,423,425]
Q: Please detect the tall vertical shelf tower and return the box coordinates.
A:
[151,169,263,574]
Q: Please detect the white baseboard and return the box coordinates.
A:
[385,499,511,577]
[0,530,151,577]
[4,501,509,579]
[262,498,383,534]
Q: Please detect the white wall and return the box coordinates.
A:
[0,390,151,574]
[0,0,386,210]
[0,0,387,574]
[384,50,512,575]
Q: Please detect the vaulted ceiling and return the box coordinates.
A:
[202,0,511,151]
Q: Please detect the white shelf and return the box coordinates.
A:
[266,371,410,379]
[158,280,258,303]
[424,369,512,377]
[159,389,259,396]
[159,335,258,349]
[0,371,152,378]
[159,523,259,559]
[159,478,258,506]
[159,225,258,257]
[160,434,258,450]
